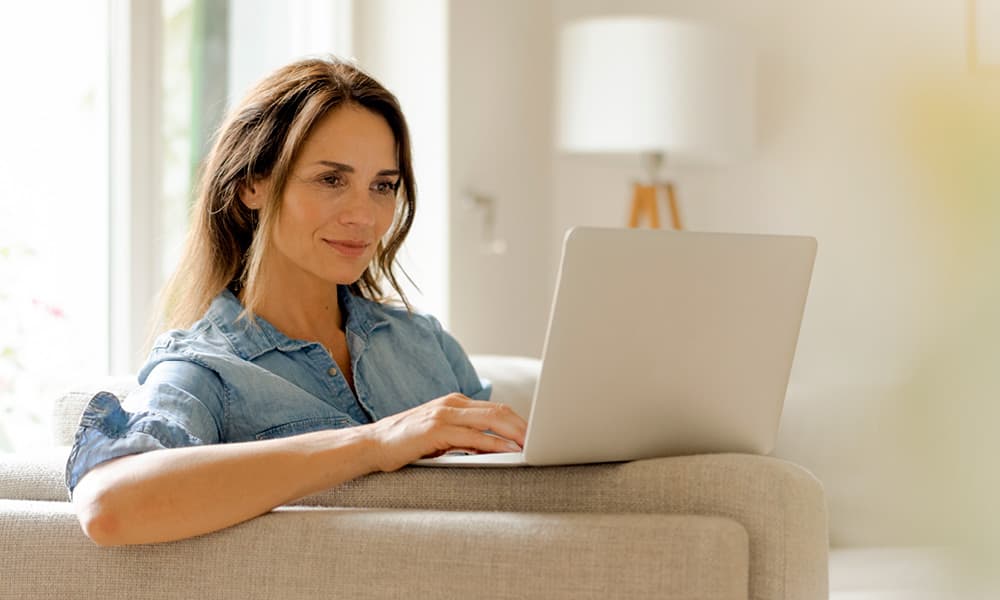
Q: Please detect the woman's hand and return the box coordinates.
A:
[365,394,528,472]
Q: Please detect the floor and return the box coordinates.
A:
[828,546,967,599]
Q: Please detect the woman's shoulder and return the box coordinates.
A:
[150,317,234,356]
[144,290,252,368]
[349,292,443,336]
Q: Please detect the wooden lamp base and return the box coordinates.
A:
[627,181,683,229]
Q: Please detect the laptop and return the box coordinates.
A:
[414,226,817,467]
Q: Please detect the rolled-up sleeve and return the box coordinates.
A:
[65,360,225,495]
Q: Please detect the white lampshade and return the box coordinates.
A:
[557,17,755,165]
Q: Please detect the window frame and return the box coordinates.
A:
[108,0,165,374]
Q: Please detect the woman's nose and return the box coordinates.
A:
[338,186,376,227]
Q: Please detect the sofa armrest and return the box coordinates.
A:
[296,453,828,600]
[0,447,71,502]
[0,448,826,599]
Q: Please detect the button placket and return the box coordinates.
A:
[308,343,345,394]
[346,333,378,423]
[306,344,367,422]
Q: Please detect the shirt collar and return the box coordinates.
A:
[204,286,388,361]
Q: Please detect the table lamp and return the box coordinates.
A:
[557,17,755,229]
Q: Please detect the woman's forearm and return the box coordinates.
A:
[72,426,378,546]
[72,394,527,546]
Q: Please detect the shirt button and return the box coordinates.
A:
[328,367,337,376]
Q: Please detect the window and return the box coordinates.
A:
[0,2,111,450]
[0,0,354,452]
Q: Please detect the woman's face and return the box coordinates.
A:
[256,105,400,288]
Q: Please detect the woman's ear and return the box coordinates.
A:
[239,178,270,210]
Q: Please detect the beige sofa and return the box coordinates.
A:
[1,355,828,599]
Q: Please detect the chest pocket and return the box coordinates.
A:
[254,416,354,441]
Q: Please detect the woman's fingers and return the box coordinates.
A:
[437,428,523,454]
[433,404,526,446]
[427,396,527,445]
[368,395,529,471]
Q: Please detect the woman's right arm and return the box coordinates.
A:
[72,394,526,546]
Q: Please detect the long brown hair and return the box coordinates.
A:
[156,56,416,334]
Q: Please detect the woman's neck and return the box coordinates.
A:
[247,261,345,344]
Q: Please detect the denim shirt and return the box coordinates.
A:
[65,286,490,493]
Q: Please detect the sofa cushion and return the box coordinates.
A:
[0,446,70,502]
[469,354,539,418]
[2,500,749,600]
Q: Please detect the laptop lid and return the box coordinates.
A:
[521,226,817,465]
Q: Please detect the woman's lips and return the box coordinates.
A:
[323,239,370,258]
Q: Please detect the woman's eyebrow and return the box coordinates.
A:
[315,160,399,177]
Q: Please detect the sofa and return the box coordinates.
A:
[2,355,831,599]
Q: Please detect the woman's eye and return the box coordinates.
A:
[321,174,344,187]
[372,180,398,195]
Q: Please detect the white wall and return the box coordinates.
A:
[447,0,554,356]
[353,0,450,321]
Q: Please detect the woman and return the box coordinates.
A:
[67,57,527,547]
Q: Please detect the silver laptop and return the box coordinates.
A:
[414,226,817,467]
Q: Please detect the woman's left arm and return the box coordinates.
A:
[429,316,492,400]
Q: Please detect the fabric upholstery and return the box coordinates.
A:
[1,500,749,600]
[1,447,827,600]
[0,446,69,501]
[468,354,540,418]
[23,356,829,599]
[297,453,828,600]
